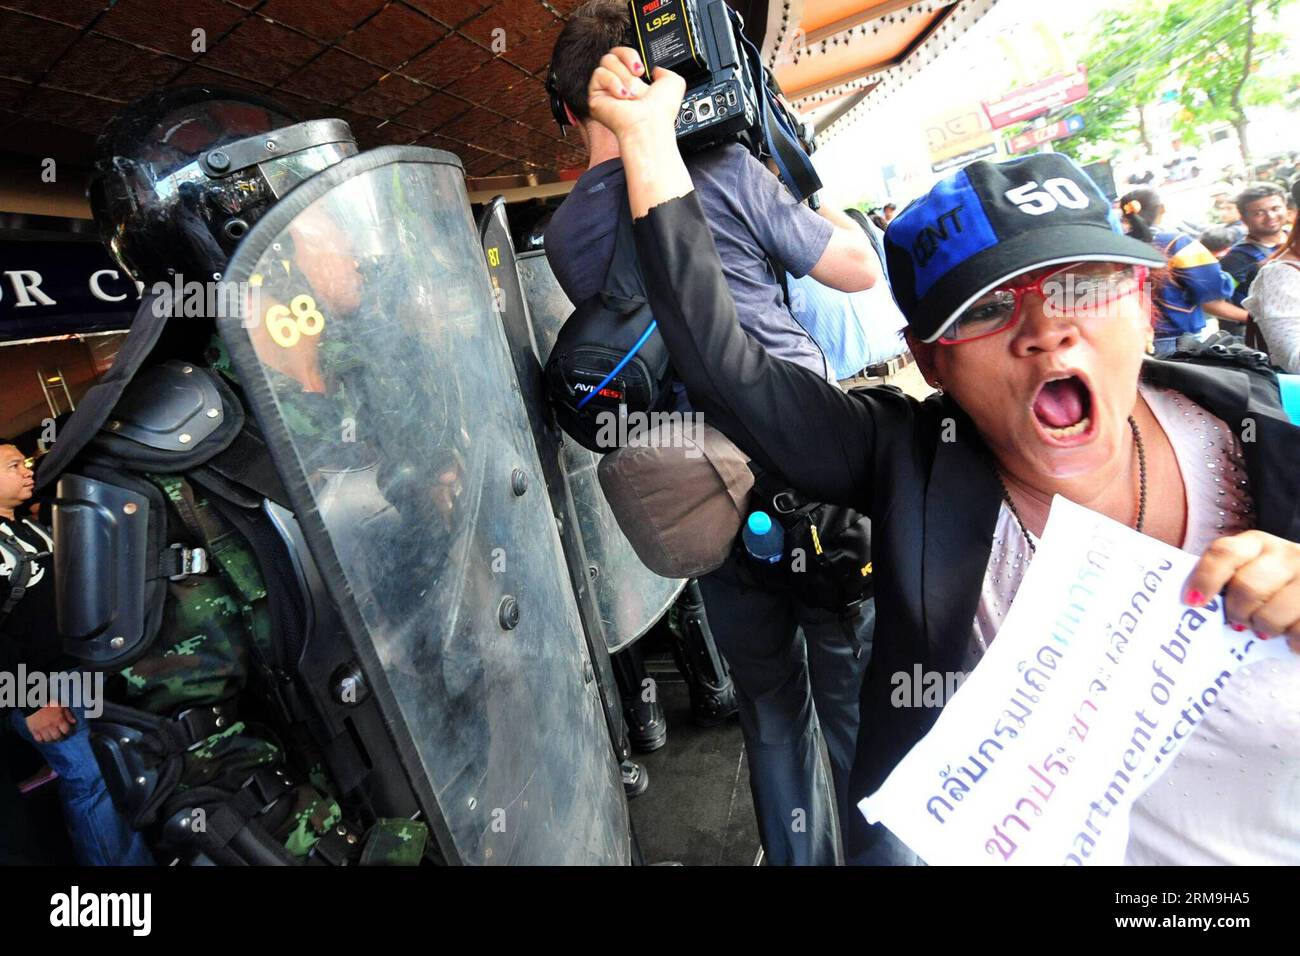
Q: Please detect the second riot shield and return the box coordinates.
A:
[218,147,629,865]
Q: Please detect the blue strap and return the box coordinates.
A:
[730,9,821,202]
[1279,373,1300,425]
[575,320,659,410]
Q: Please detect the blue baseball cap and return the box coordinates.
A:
[883,154,1164,343]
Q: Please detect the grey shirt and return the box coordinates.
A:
[545,143,834,379]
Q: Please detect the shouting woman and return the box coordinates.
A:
[585,48,1300,865]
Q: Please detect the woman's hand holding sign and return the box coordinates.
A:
[1185,530,1300,652]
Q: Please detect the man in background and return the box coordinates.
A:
[1222,182,1289,307]
[794,209,931,399]
[0,444,152,866]
[1209,187,1248,244]
[1199,226,1238,260]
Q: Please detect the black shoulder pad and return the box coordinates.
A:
[88,360,245,472]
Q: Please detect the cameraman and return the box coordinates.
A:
[546,0,881,865]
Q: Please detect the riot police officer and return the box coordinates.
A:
[35,87,426,865]
[37,85,634,866]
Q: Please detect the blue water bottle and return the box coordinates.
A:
[742,510,784,564]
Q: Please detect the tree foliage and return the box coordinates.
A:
[1167,0,1292,163]
[1058,0,1297,168]
[1056,0,1169,164]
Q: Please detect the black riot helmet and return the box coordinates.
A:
[88,86,358,285]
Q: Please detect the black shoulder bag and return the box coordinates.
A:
[544,202,676,453]
[741,463,874,651]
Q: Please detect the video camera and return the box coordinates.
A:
[628,0,820,200]
[629,0,755,148]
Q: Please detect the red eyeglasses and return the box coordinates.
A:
[937,262,1150,345]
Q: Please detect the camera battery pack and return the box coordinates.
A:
[630,0,708,81]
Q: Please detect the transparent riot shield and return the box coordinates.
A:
[476,199,627,760]
[218,147,629,865]
[514,248,685,653]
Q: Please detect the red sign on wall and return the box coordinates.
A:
[1008,115,1086,154]
[982,66,1089,130]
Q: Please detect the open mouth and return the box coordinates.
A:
[1031,374,1094,443]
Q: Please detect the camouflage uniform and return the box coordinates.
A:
[83,343,428,865]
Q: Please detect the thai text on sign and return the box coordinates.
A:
[860,496,1292,865]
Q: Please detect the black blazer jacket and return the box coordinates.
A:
[633,192,1300,861]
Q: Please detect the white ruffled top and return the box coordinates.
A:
[1243,257,1300,373]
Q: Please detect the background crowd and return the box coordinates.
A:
[1112,173,1300,366]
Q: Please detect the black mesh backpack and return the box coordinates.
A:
[544,203,675,453]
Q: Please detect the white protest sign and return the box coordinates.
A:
[860,495,1292,866]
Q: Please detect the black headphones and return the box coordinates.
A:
[546,67,571,131]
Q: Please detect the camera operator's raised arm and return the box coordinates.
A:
[809,203,882,292]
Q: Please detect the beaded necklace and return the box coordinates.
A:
[993,416,1147,554]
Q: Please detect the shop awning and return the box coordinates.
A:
[766,0,998,136]
[0,0,997,209]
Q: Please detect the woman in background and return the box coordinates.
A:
[1119,187,1248,351]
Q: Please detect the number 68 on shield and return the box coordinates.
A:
[265,294,326,348]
